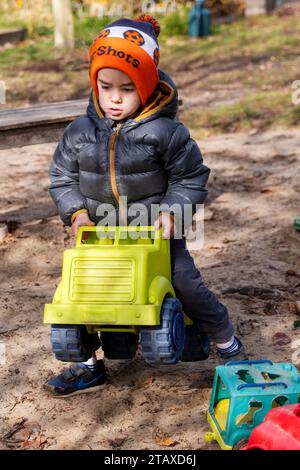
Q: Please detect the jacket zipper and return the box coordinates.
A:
[109,123,127,224]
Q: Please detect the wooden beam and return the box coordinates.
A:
[0,99,88,150]
[1,99,88,131]
[0,98,183,150]
[0,27,27,46]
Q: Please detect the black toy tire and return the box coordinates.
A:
[180,324,210,362]
[101,332,139,359]
[140,297,185,365]
[51,324,101,362]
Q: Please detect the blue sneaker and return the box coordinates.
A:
[217,337,248,362]
[44,360,107,397]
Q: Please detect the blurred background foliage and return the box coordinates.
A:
[204,0,246,16]
[0,1,246,35]
[0,1,299,135]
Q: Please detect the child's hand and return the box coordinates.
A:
[154,212,177,239]
[71,212,95,237]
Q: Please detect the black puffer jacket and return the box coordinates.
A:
[49,69,210,228]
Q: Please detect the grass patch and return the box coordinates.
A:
[0,38,57,68]
[160,14,300,69]
[0,15,119,68]
[184,90,299,137]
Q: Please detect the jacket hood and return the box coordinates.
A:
[86,69,178,130]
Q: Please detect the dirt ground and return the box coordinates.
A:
[0,129,300,450]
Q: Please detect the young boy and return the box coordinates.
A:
[45,15,247,397]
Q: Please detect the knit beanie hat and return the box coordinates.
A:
[89,14,160,106]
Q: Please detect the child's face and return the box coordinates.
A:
[97,68,141,120]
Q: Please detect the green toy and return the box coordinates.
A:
[294,218,300,232]
[205,360,300,450]
[44,225,203,365]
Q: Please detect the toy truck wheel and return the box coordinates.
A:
[51,325,101,362]
[180,324,210,361]
[101,332,139,359]
[140,297,185,365]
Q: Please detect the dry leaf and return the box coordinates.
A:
[23,437,43,449]
[142,376,155,386]
[159,437,178,447]
[153,427,178,447]
[23,431,47,449]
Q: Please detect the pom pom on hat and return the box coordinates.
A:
[134,14,160,37]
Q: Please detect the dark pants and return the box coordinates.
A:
[170,238,234,343]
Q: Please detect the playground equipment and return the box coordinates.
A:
[188,0,211,37]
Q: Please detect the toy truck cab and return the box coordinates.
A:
[205,360,300,450]
[44,225,210,364]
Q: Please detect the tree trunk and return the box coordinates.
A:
[52,0,74,49]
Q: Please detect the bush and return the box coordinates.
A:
[204,0,246,16]
[159,3,192,37]
[163,10,188,36]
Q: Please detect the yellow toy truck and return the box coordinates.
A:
[44,225,210,365]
